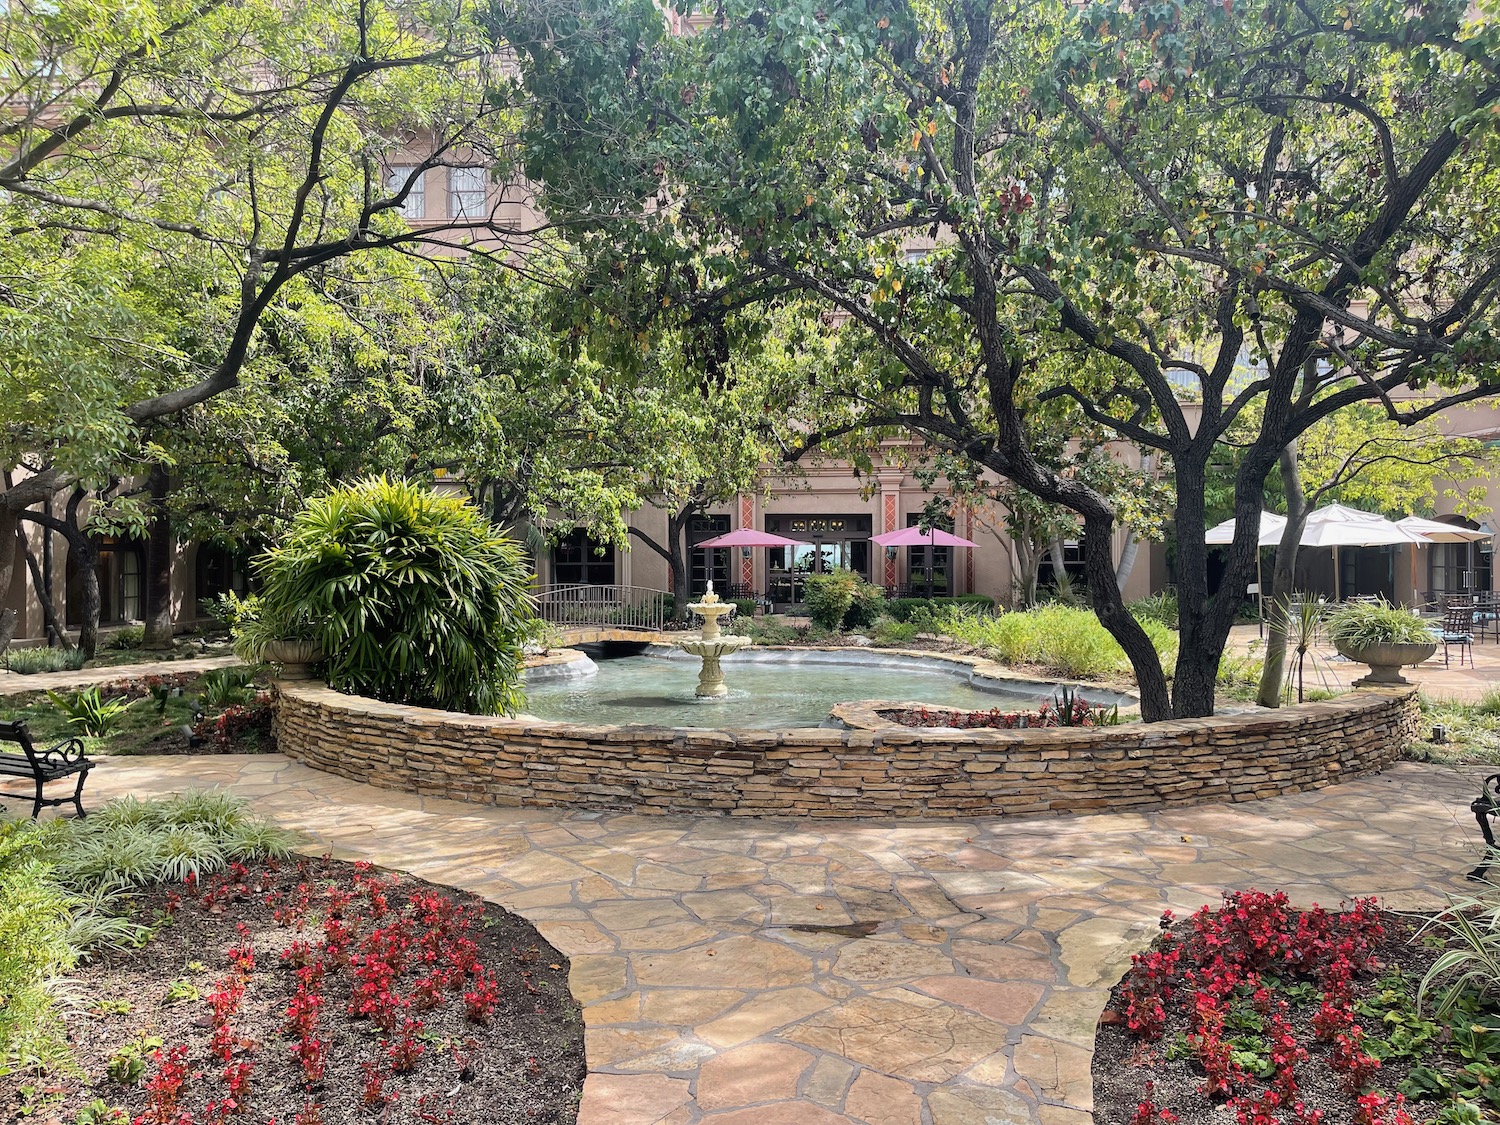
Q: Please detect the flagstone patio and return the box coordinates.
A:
[67,755,1489,1125]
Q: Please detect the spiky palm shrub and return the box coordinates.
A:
[245,476,535,715]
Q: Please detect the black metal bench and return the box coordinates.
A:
[0,719,92,818]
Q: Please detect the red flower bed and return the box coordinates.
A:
[883,696,1105,729]
[34,857,583,1125]
[1095,890,1437,1125]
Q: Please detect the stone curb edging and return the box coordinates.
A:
[271,676,1419,820]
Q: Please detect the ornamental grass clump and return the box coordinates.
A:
[942,603,1177,681]
[242,476,536,715]
[1326,598,1435,649]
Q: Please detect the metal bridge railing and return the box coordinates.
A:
[533,584,671,633]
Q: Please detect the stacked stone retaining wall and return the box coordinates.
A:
[272,678,1419,819]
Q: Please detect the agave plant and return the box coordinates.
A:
[247,476,537,715]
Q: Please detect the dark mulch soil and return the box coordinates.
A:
[1092,912,1446,1125]
[7,857,583,1125]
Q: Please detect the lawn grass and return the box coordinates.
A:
[0,689,203,757]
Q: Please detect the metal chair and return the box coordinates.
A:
[1435,605,1475,668]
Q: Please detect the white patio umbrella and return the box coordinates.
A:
[1203,511,1287,547]
[1395,517,1492,603]
[1298,504,1431,601]
[1394,516,1493,544]
[1203,504,1431,604]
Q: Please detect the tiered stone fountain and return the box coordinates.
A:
[675,582,748,697]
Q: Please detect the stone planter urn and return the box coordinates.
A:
[261,638,324,677]
[1335,640,1437,686]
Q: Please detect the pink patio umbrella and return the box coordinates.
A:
[695,527,809,601]
[870,526,980,548]
[871,526,979,598]
[694,527,807,549]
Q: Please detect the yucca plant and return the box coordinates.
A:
[46,687,134,737]
[243,476,536,715]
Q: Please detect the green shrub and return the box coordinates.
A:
[731,598,758,620]
[241,476,536,715]
[103,625,146,650]
[7,647,87,675]
[738,617,803,645]
[842,579,886,631]
[1128,590,1179,629]
[205,591,256,630]
[47,687,134,737]
[803,572,857,631]
[1326,597,1435,647]
[940,604,1177,681]
[870,618,920,646]
[886,595,994,622]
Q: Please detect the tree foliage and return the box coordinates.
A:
[0,0,534,642]
[495,0,1500,719]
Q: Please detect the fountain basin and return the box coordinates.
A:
[522,646,1135,729]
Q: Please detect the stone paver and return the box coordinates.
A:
[66,755,1487,1124]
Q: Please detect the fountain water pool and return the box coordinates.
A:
[520,649,1133,730]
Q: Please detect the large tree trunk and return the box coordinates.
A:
[17,527,67,648]
[75,543,101,659]
[0,509,20,655]
[1115,529,1141,594]
[1170,457,1244,718]
[1082,511,1172,720]
[1256,441,1308,707]
[143,464,175,649]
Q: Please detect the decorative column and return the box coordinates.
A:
[877,470,903,590]
[962,506,974,595]
[738,493,755,588]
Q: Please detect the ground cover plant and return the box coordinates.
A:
[0,793,295,1073]
[2,795,585,1124]
[1408,693,1500,767]
[1094,889,1500,1125]
[0,671,273,761]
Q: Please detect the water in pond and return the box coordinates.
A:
[520,653,1069,730]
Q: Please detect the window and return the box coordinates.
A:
[196,545,250,616]
[689,515,730,596]
[907,513,952,596]
[1431,541,1492,597]
[551,530,615,586]
[386,166,425,219]
[449,166,487,221]
[764,514,872,602]
[119,550,142,621]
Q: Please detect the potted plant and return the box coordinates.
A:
[226,596,324,675]
[1325,598,1437,686]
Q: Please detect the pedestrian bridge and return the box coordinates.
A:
[534,584,676,646]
